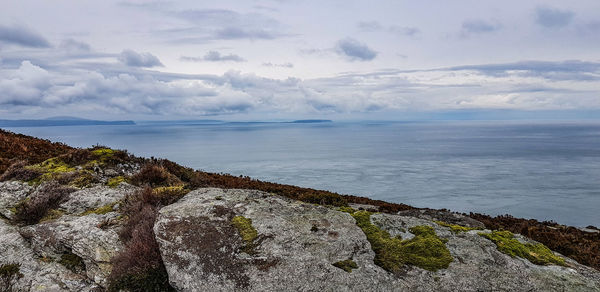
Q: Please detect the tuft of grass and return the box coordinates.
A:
[80,202,118,216]
[231,216,258,254]
[0,263,23,292]
[58,252,86,273]
[479,230,566,266]
[130,164,182,188]
[350,210,452,272]
[107,176,127,188]
[338,206,356,214]
[434,221,482,233]
[332,259,358,273]
[39,209,65,223]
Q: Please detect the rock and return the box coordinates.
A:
[155,188,404,291]
[19,212,123,287]
[0,181,33,219]
[155,188,600,292]
[59,184,137,215]
[0,219,100,291]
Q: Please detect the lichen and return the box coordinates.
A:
[80,202,118,216]
[231,215,258,254]
[349,210,453,272]
[435,221,482,233]
[332,259,358,273]
[39,209,64,222]
[479,230,566,266]
[107,176,126,188]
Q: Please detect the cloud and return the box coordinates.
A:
[535,6,574,28]
[58,39,91,53]
[119,50,164,67]
[0,24,51,48]
[181,51,246,62]
[358,21,419,37]
[460,20,501,37]
[445,60,600,81]
[262,62,293,68]
[335,38,377,61]
[167,9,287,42]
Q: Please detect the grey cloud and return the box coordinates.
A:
[0,24,51,48]
[358,21,419,37]
[446,60,600,80]
[262,62,293,68]
[535,6,574,28]
[335,38,377,61]
[119,50,164,67]
[461,20,501,36]
[59,39,91,53]
[181,51,246,62]
[213,27,279,40]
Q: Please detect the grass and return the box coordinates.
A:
[350,210,452,272]
[80,202,118,216]
[479,230,566,266]
[107,176,127,188]
[0,263,23,292]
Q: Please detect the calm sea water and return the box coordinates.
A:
[5,121,600,227]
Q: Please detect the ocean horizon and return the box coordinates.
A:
[4,119,599,227]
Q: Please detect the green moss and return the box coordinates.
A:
[107,176,126,188]
[231,215,258,254]
[69,171,96,188]
[434,221,482,233]
[26,157,76,184]
[479,230,566,266]
[332,259,358,273]
[350,210,453,272]
[39,209,64,222]
[91,148,116,157]
[80,202,117,216]
[58,252,85,273]
[338,206,356,214]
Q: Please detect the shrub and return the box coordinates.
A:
[130,164,181,188]
[13,182,74,225]
[0,263,23,292]
[0,161,42,182]
[298,192,347,207]
[108,187,176,291]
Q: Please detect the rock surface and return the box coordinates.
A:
[155,188,600,292]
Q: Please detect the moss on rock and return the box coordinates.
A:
[350,210,453,272]
[231,215,258,254]
[434,221,482,233]
[58,252,85,273]
[479,230,566,266]
[39,209,65,222]
[107,176,126,188]
[332,259,358,273]
[80,202,118,216]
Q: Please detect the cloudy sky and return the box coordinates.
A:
[1,0,599,120]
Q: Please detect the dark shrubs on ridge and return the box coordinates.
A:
[13,182,75,225]
[0,160,42,182]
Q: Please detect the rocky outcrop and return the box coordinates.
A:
[155,188,600,292]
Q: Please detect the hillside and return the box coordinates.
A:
[0,129,599,291]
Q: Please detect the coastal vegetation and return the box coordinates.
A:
[479,230,566,266]
[1,128,600,290]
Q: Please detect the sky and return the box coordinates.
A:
[1,0,599,121]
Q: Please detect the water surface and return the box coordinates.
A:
[5,120,600,227]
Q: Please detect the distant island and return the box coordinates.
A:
[0,117,135,127]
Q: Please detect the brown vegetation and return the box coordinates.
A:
[13,182,74,225]
[470,213,600,270]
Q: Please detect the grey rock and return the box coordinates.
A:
[156,188,600,292]
[0,181,33,219]
[19,212,123,287]
[0,220,100,291]
[59,183,137,215]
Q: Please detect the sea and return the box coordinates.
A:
[4,120,600,227]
